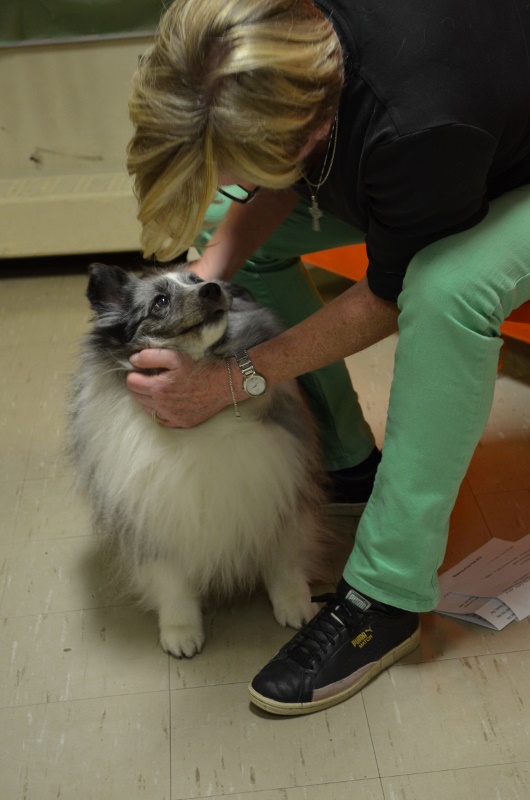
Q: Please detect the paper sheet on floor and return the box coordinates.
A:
[436,533,530,629]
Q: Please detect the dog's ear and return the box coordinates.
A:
[228,282,256,302]
[86,263,133,314]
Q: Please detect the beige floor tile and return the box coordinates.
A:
[0,480,22,545]
[0,605,167,708]
[286,782,385,800]
[0,536,126,617]
[344,335,396,447]
[0,277,52,344]
[221,781,386,800]
[0,274,89,348]
[24,367,73,481]
[2,311,86,485]
[0,358,40,483]
[0,692,171,800]
[0,542,10,610]
[406,611,530,664]
[183,792,288,800]
[363,651,530,777]
[23,434,70,482]
[169,594,297,690]
[382,763,530,800]
[1,341,48,396]
[14,476,91,542]
[1,354,72,484]
[170,683,378,798]
[0,434,30,485]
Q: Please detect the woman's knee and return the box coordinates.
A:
[399,241,511,336]
[400,189,530,328]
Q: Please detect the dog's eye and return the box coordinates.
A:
[152,294,170,313]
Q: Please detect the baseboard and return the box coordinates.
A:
[0,172,141,258]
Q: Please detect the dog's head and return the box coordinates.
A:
[86,263,244,362]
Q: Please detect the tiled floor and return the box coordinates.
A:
[1,260,530,800]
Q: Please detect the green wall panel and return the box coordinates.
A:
[1,1,166,46]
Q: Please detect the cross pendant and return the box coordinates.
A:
[309,195,323,232]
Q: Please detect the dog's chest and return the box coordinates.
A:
[80,377,303,528]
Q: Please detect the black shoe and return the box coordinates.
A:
[324,447,381,517]
[249,584,420,715]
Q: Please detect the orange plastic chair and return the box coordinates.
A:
[305,244,530,344]
[305,244,368,284]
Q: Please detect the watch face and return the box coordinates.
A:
[244,374,267,396]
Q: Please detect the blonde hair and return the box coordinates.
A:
[127,0,344,262]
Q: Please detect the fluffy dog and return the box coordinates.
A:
[69,263,328,658]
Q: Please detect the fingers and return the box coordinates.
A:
[125,349,229,429]
[126,346,189,424]
[127,349,188,394]
[130,348,184,371]
[127,371,157,394]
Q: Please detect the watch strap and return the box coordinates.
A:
[234,350,256,378]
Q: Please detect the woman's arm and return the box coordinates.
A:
[191,187,299,280]
[250,277,398,383]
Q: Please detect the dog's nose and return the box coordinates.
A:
[198,282,221,300]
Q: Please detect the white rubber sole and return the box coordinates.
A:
[248,625,421,716]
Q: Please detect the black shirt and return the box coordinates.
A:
[297,0,530,300]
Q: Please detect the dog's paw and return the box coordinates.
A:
[159,624,205,659]
[272,595,319,630]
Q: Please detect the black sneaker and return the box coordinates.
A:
[324,447,382,517]
[249,585,420,715]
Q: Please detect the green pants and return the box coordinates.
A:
[200,186,530,611]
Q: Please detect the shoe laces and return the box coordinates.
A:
[283,593,360,669]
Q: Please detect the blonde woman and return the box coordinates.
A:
[126,0,530,715]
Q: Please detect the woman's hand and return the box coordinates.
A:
[126,349,232,428]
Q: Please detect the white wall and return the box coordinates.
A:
[0,37,150,257]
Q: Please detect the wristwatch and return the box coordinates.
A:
[234,350,267,397]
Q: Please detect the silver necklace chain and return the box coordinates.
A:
[301,114,339,232]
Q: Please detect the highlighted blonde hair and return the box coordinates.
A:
[127,0,344,262]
